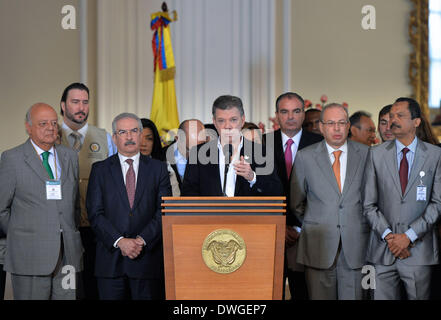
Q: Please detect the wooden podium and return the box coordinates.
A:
[161,197,286,300]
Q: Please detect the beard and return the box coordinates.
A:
[65,108,89,125]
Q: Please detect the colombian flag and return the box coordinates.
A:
[150,11,179,145]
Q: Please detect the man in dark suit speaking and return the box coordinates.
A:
[86,113,171,300]
[182,95,282,197]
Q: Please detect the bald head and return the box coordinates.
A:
[25,103,59,151]
[177,119,206,158]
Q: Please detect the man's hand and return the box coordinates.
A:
[398,248,411,260]
[387,233,411,258]
[117,238,143,259]
[285,226,300,248]
[234,156,254,181]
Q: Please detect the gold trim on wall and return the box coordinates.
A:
[408,0,429,117]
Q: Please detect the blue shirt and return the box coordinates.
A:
[174,144,187,180]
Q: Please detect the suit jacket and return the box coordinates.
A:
[182,139,283,196]
[0,139,83,275]
[86,154,171,279]
[290,140,370,269]
[264,129,323,226]
[363,139,441,266]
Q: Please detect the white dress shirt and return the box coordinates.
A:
[30,139,61,180]
[218,137,256,197]
[325,141,348,192]
[281,129,302,165]
[117,152,140,186]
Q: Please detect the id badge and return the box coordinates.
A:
[46,180,62,200]
[417,185,427,201]
[417,171,426,202]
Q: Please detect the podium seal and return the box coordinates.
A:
[202,229,246,274]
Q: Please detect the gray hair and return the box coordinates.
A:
[25,107,32,125]
[320,103,349,122]
[112,113,143,134]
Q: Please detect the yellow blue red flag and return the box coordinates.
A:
[150,10,179,145]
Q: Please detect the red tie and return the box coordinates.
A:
[399,148,409,195]
[285,139,294,179]
[125,159,136,208]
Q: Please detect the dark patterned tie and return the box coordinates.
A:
[399,148,410,195]
[70,131,82,152]
[125,159,136,208]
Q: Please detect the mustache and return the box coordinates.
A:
[124,140,136,146]
[390,123,401,129]
[75,112,86,116]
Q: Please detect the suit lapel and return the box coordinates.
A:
[383,140,403,196]
[404,139,428,198]
[23,139,55,182]
[54,145,69,186]
[132,155,149,211]
[109,155,131,209]
[341,141,361,197]
[315,141,341,195]
[274,130,287,180]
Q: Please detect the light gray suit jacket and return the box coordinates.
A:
[362,139,441,266]
[0,139,83,275]
[290,140,370,270]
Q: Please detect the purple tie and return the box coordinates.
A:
[399,148,409,195]
[125,159,136,208]
[285,139,294,179]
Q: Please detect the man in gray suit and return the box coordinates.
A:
[290,103,370,299]
[0,103,83,300]
[363,97,441,300]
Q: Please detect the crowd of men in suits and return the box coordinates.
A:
[0,82,441,301]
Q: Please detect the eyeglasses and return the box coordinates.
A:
[321,120,349,127]
[116,128,140,136]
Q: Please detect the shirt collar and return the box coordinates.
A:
[325,140,348,155]
[396,137,418,155]
[217,136,244,158]
[281,129,302,148]
[118,152,140,165]
[30,139,55,156]
[62,121,88,137]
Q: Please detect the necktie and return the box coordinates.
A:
[285,139,294,179]
[332,150,342,192]
[42,151,54,179]
[70,131,82,152]
[125,159,136,208]
[399,148,410,195]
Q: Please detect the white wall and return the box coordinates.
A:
[0,0,413,151]
[290,0,412,120]
[0,0,81,152]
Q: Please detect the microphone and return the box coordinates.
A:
[222,144,233,196]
